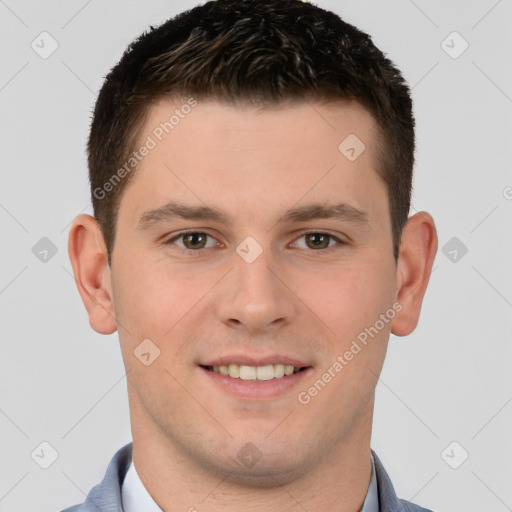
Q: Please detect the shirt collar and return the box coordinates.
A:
[122,460,163,512]
[361,452,380,512]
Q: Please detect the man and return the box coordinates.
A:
[65,0,438,510]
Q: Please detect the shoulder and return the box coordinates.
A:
[60,443,133,512]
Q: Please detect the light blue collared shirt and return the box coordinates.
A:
[122,454,379,512]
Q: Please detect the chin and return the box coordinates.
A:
[221,458,306,489]
[198,440,315,488]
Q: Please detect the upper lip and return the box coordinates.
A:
[200,355,311,368]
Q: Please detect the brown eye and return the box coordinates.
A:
[291,232,343,252]
[182,232,208,249]
[304,233,332,249]
[167,231,218,251]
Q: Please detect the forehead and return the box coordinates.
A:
[120,98,387,226]
[142,97,380,155]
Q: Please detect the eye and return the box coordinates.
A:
[167,231,219,251]
[291,232,344,251]
[165,230,344,254]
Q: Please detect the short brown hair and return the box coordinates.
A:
[88,0,414,261]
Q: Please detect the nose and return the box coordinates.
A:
[215,244,297,334]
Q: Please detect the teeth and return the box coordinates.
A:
[228,364,240,378]
[256,365,274,381]
[274,364,285,378]
[209,364,302,380]
[239,365,257,380]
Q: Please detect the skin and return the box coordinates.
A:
[69,99,437,511]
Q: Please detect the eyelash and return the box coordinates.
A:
[164,230,346,255]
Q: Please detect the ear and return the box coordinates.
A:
[68,214,117,335]
[391,211,438,336]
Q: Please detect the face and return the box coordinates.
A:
[108,99,399,484]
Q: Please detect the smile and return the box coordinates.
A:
[203,364,306,380]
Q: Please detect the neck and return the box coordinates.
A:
[129,397,374,512]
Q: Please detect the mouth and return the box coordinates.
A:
[198,359,313,400]
[200,363,309,381]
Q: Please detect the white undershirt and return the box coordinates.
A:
[122,453,379,512]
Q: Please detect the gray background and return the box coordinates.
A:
[1,0,511,511]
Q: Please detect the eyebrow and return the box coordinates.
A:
[137,202,230,230]
[278,202,368,225]
[137,201,368,230]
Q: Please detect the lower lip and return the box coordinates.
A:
[199,366,313,400]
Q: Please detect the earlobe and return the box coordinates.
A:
[68,214,117,335]
[391,212,438,337]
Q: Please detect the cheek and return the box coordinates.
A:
[296,259,394,415]
[110,253,227,372]
[302,254,396,339]
[111,253,190,332]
